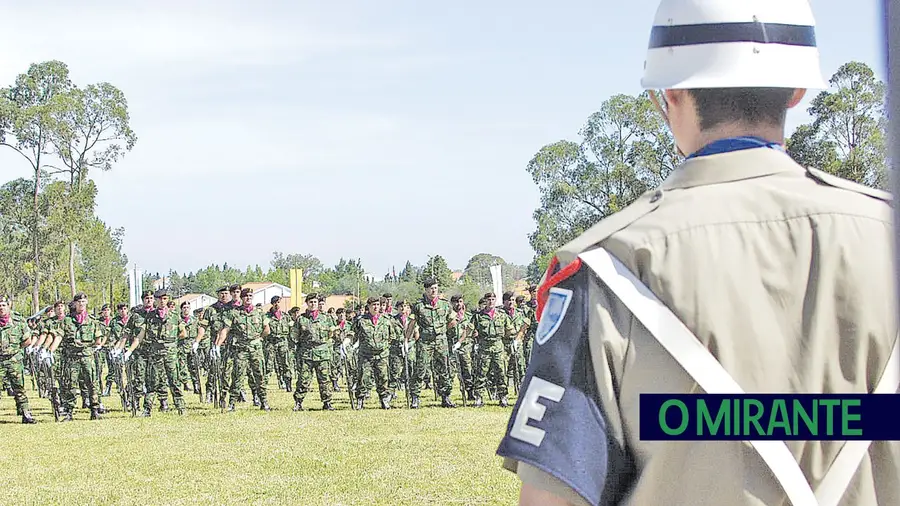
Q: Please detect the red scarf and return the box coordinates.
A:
[103,317,111,326]
[339,320,345,330]
[371,314,379,326]
[75,311,88,324]
[243,304,254,313]
[506,307,515,317]
[0,314,9,327]
[430,298,438,307]
[384,306,393,314]
[457,309,465,320]
[487,308,495,319]
[309,310,319,320]
[183,315,190,323]
[143,305,154,313]
[273,310,282,320]
[121,315,129,325]
[400,314,407,326]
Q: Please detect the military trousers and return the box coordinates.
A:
[454,342,476,397]
[294,352,332,406]
[265,339,291,388]
[503,338,525,390]
[147,347,185,410]
[189,340,209,392]
[60,352,101,412]
[411,336,452,397]
[0,352,30,413]
[474,342,507,399]
[523,334,534,367]
[78,349,105,401]
[176,339,192,387]
[125,352,149,411]
[356,350,390,400]
[230,340,266,405]
[103,347,119,390]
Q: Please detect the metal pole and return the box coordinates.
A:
[887,0,900,321]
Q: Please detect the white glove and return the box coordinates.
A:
[339,344,347,360]
[39,349,50,361]
[351,341,359,351]
[124,350,132,362]
[25,345,35,354]
[94,345,102,354]
[342,338,351,348]
[474,344,479,353]
[110,349,121,359]
[191,342,199,353]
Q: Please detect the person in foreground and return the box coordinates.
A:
[495,0,900,505]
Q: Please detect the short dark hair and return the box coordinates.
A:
[423,278,437,288]
[688,88,794,130]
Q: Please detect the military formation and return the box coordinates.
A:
[0,279,539,423]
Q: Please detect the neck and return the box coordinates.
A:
[689,123,785,155]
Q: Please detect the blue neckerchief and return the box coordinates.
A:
[686,136,785,160]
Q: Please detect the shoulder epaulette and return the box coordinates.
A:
[805,167,892,203]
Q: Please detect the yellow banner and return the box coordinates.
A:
[290,268,303,308]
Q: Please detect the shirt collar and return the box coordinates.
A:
[661,147,806,191]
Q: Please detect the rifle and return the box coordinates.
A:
[209,347,222,412]
[342,344,357,409]
[116,355,129,413]
[402,339,411,409]
[27,350,39,395]
[191,347,204,401]
[94,347,104,394]
[510,340,520,396]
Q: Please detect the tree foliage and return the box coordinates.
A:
[787,61,888,189]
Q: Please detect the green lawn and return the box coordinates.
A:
[0,379,521,506]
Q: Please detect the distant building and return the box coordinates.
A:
[241,282,292,308]
[175,293,217,312]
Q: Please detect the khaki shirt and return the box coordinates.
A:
[496,147,899,506]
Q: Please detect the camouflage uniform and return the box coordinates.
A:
[0,312,33,417]
[449,308,476,399]
[522,299,537,366]
[178,315,200,391]
[199,301,230,402]
[59,313,105,416]
[292,311,335,409]
[470,308,514,404]
[410,296,456,402]
[264,309,293,391]
[388,314,415,393]
[124,308,151,413]
[503,307,527,389]
[331,319,353,392]
[353,313,394,406]
[143,308,185,413]
[42,315,68,399]
[223,305,268,408]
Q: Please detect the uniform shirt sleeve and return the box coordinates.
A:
[495,261,635,506]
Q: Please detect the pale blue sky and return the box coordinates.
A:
[0,1,885,278]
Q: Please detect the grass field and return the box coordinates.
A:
[0,379,521,506]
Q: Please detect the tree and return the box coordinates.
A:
[50,81,137,295]
[0,61,73,312]
[398,260,419,283]
[525,92,679,280]
[787,61,888,189]
[419,255,453,289]
[461,253,525,290]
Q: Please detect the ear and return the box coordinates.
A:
[787,89,807,109]
[663,89,688,107]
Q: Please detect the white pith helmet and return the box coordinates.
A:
[640,0,829,90]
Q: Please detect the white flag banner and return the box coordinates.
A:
[129,267,142,308]
[490,264,503,306]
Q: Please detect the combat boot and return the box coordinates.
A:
[499,396,509,408]
[97,403,107,414]
[159,400,170,412]
[193,383,200,395]
[355,397,364,410]
[205,391,213,403]
[177,407,185,415]
[285,379,293,392]
[252,393,260,407]
[410,395,420,409]
[141,407,152,417]
[61,410,74,422]
[441,396,456,408]
[323,401,335,411]
[90,408,102,420]
[332,379,341,392]
[227,403,236,412]
[293,401,304,412]
[238,390,247,403]
[81,395,89,409]
[380,395,391,410]
[103,384,112,397]
[473,396,484,408]
[21,411,37,424]
[260,401,270,412]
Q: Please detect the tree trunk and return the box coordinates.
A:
[32,167,40,314]
[68,240,76,297]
